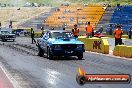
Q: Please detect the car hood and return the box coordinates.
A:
[48,38,84,44]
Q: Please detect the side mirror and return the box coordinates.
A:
[44,37,48,40]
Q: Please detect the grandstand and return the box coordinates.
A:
[95,5,116,30]
[44,4,106,32]
[110,5,132,32]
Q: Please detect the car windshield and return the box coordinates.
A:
[1,31,10,34]
[51,32,74,39]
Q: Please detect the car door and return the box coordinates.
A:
[38,32,47,50]
[41,31,50,52]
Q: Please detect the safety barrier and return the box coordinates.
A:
[13,28,31,32]
[106,35,129,39]
[113,45,132,58]
[34,32,42,38]
[13,28,31,37]
[13,28,42,38]
[78,36,109,54]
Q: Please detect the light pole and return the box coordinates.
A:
[76,8,82,25]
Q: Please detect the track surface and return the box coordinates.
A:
[0,66,14,88]
[0,37,132,88]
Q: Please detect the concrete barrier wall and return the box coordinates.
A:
[78,37,109,54]
[113,45,132,58]
[34,32,42,38]
[13,28,31,32]
[106,35,128,38]
[13,28,42,38]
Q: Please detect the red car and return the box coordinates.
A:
[94,31,105,38]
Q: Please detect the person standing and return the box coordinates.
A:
[114,25,123,46]
[72,24,79,38]
[86,22,93,38]
[0,22,1,30]
[99,26,103,33]
[63,28,65,30]
[40,27,45,37]
[9,20,12,28]
[128,28,131,39]
[109,24,113,35]
[31,28,36,44]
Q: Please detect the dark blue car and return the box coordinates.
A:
[37,30,85,60]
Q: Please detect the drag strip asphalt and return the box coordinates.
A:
[0,44,132,88]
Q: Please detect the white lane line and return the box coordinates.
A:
[0,62,22,88]
[85,51,132,61]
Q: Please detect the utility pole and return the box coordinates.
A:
[76,8,82,25]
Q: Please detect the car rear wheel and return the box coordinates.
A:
[2,39,4,42]
[47,47,54,60]
[38,45,44,57]
[77,53,83,60]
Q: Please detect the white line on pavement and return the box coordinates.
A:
[85,51,132,61]
[0,62,22,88]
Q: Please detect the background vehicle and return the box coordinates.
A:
[12,29,30,36]
[0,30,16,42]
[37,30,85,60]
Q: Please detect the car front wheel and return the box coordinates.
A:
[47,47,54,60]
[77,53,83,60]
[2,39,6,42]
[38,45,44,57]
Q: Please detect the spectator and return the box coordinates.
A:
[96,26,103,34]
[17,8,20,10]
[31,28,36,44]
[72,24,79,38]
[128,28,132,39]
[99,26,103,33]
[114,24,123,46]
[109,28,113,35]
[62,23,67,30]
[92,30,94,37]
[63,28,65,30]
[41,27,45,37]
[0,22,1,30]
[86,21,93,38]
[9,20,12,28]
[51,28,54,30]
[109,24,113,35]
[56,8,60,11]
